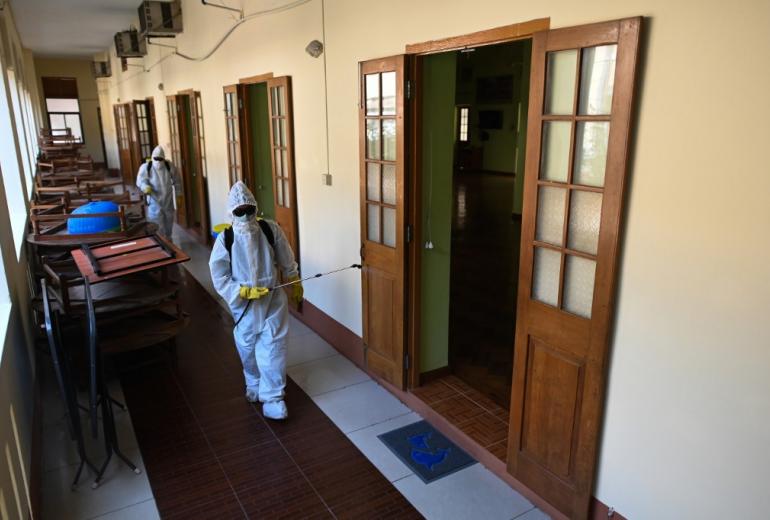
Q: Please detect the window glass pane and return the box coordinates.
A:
[367,204,380,242]
[283,180,290,208]
[365,73,380,116]
[272,119,281,147]
[382,164,396,205]
[277,86,285,116]
[544,50,577,115]
[279,119,286,147]
[281,149,288,179]
[579,45,617,115]
[536,186,566,246]
[276,174,284,206]
[49,113,65,129]
[563,255,596,318]
[381,71,396,115]
[382,118,396,161]
[274,148,283,177]
[540,121,571,182]
[366,119,381,159]
[225,93,232,113]
[366,162,381,202]
[573,121,609,187]
[270,87,278,115]
[65,114,82,141]
[532,247,561,307]
[383,207,396,247]
[567,190,602,255]
[46,98,79,112]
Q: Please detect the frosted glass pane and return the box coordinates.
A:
[225,93,232,113]
[274,148,283,177]
[277,86,286,116]
[367,204,380,243]
[563,255,596,318]
[283,180,290,208]
[366,163,380,202]
[536,186,566,246]
[366,119,380,159]
[276,174,284,206]
[532,247,561,307]
[382,119,396,161]
[383,207,396,247]
[65,115,82,140]
[279,119,286,148]
[540,121,571,182]
[46,98,79,112]
[366,74,380,116]
[272,119,281,146]
[382,164,396,205]
[573,122,609,187]
[49,113,65,129]
[382,71,396,115]
[568,190,602,255]
[579,45,617,115]
[270,87,278,114]
[544,50,577,115]
[281,149,288,178]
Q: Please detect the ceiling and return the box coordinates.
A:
[8,0,140,57]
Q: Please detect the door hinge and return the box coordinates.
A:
[404,353,410,370]
[406,224,413,243]
[406,80,412,100]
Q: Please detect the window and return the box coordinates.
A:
[223,86,242,186]
[134,101,154,160]
[458,105,470,142]
[46,97,83,142]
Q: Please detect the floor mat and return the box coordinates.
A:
[120,271,420,519]
[379,420,476,483]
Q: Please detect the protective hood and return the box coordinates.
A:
[228,181,258,214]
[152,145,165,161]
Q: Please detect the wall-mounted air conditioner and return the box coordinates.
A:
[114,30,147,58]
[139,0,183,37]
[92,61,112,78]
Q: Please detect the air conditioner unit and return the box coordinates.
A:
[92,61,111,78]
[114,30,147,58]
[139,0,183,37]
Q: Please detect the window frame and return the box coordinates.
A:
[457,104,470,142]
[45,97,85,144]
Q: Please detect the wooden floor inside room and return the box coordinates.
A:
[119,271,420,519]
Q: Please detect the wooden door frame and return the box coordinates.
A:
[405,18,550,390]
[236,72,273,193]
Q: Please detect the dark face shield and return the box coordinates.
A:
[233,205,257,218]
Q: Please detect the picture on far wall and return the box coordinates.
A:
[476,75,513,103]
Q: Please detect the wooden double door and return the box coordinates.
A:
[113,99,157,184]
[358,17,642,519]
[222,76,300,268]
[165,91,211,243]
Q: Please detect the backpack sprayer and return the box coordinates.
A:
[234,263,362,327]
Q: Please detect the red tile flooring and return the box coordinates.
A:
[412,375,509,462]
[119,272,420,519]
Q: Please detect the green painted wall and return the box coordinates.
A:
[419,52,457,373]
[182,96,201,224]
[248,83,275,218]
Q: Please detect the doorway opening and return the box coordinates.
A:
[413,38,532,460]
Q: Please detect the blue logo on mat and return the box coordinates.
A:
[408,432,450,471]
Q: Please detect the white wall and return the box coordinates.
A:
[97,1,770,518]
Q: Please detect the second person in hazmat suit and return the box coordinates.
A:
[209,181,303,420]
[136,145,181,238]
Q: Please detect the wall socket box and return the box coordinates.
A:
[322,173,333,186]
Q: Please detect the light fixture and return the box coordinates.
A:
[305,40,323,58]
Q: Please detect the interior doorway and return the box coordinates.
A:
[414,39,531,429]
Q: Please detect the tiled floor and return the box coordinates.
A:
[40,224,548,519]
[412,376,511,462]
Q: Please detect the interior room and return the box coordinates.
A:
[0,1,768,520]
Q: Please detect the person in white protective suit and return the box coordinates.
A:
[209,181,303,420]
[136,145,182,238]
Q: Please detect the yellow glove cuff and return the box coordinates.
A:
[248,286,269,300]
[239,286,250,298]
[143,186,152,194]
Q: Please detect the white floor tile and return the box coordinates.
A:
[313,380,411,433]
[90,498,160,520]
[347,412,422,481]
[286,332,338,367]
[42,447,152,520]
[393,463,533,520]
[287,354,369,396]
[288,314,314,338]
[513,507,550,520]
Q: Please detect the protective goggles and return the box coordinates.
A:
[233,205,257,217]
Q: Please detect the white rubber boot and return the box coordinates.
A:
[245,387,259,403]
[263,400,288,420]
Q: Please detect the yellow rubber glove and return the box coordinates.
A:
[143,185,152,195]
[289,275,304,305]
[239,286,269,300]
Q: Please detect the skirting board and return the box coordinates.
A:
[295,299,626,520]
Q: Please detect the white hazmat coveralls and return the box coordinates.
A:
[136,145,181,237]
[209,181,298,413]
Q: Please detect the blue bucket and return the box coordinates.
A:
[67,201,121,235]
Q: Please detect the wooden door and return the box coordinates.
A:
[508,18,641,519]
[126,102,142,177]
[166,95,187,227]
[359,56,408,388]
[113,104,133,184]
[189,91,211,242]
[132,100,154,161]
[266,77,299,259]
[223,84,243,186]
